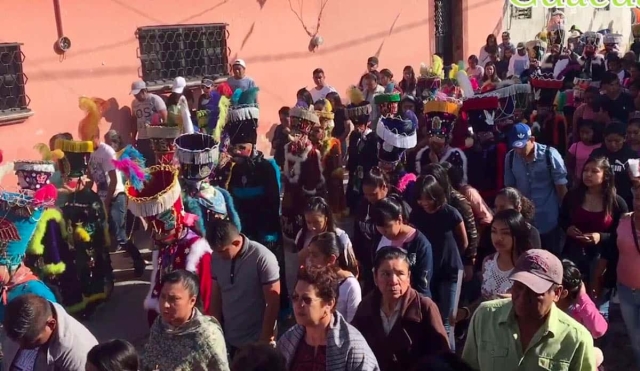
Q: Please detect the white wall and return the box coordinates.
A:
[502,6,632,50]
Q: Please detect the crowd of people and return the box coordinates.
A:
[4,10,640,371]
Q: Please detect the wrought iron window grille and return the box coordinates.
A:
[0,43,32,124]
[510,6,532,20]
[136,23,230,88]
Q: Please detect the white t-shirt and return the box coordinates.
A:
[337,275,362,322]
[310,85,337,103]
[131,93,167,139]
[89,143,125,200]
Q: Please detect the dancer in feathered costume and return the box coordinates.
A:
[529,70,569,156]
[376,110,419,199]
[196,82,232,137]
[540,25,567,73]
[373,89,401,125]
[578,32,605,82]
[123,161,213,326]
[282,103,325,241]
[147,101,182,165]
[459,80,506,202]
[51,98,114,315]
[345,86,376,211]
[314,99,347,216]
[221,86,288,312]
[15,149,69,298]
[415,96,467,182]
[0,180,58,320]
[175,132,241,236]
[416,55,444,101]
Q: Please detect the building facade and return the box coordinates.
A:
[0,0,504,186]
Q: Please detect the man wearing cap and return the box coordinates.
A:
[227,59,256,93]
[508,42,530,78]
[505,123,568,256]
[462,249,596,370]
[130,80,168,166]
[499,31,515,60]
[358,56,380,91]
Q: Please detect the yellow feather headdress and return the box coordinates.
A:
[347,85,365,105]
[33,143,64,161]
[78,97,110,141]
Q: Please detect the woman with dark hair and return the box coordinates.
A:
[445,161,493,232]
[410,175,465,343]
[561,156,627,319]
[352,247,449,370]
[481,187,541,267]
[481,62,501,87]
[87,339,139,371]
[296,88,314,108]
[370,195,432,297]
[326,91,351,157]
[306,232,361,321]
[296,197,351,265]
[453,209,531,325]
[353,168,406,292]
[277,266,379,370]
[399,66,417,96]
[421,163,478,280]
[141,270,229,371]
[478,34,500,67]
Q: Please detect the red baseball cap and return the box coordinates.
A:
[510,249,563,294]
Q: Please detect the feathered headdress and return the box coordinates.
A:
[226,87,260,145]
[78,97,110,141]
[112,145,149,191]
[347,85,365,105]
[429,55,444,78]
[33,143,64,162]
[448,63,459,80]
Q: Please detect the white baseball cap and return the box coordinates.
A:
[233,59,246,68]
[130,80,146,95]
[172,76,187,94]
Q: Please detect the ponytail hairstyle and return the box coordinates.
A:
[362,166,391,189]
[296,196,337,252]
[309,232,359,277]
[561,259,582,302]
[496,187,536,223]
[370,194,409,226]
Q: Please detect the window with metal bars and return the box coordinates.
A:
[0,43,31,120]
[136,23,230,88]
[510,5,532,19]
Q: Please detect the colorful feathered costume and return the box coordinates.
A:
[221,86,288,312]
[315,99,346,216]
[415,98,467,183]
[0,155,58,321]
[345,87,375,211]
[417,55,444,101]
[282,103,325,241]
[15,150,69,288]
[529,71,568,156]
[196,82,232,137]
[461,93,506,202]
[376,110,419,199]
[146,96,182,165]
[578,31,606,82]
[124,163,213,326]
[51,98,114,314]
[175,132,241,236]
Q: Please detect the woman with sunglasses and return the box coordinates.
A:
[352,247,449,370]
[278,265,379,371]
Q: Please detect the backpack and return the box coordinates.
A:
[507,145,554,179]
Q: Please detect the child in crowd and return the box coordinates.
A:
[271,106,291,169]
[296,197,351,265]
[566,119,602,185]
[305,231,361,322]
[558,259,606,368]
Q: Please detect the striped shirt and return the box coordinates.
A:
[277,312,380,371]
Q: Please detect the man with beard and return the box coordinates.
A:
[462,249,595,370]
[540,25,566,73]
